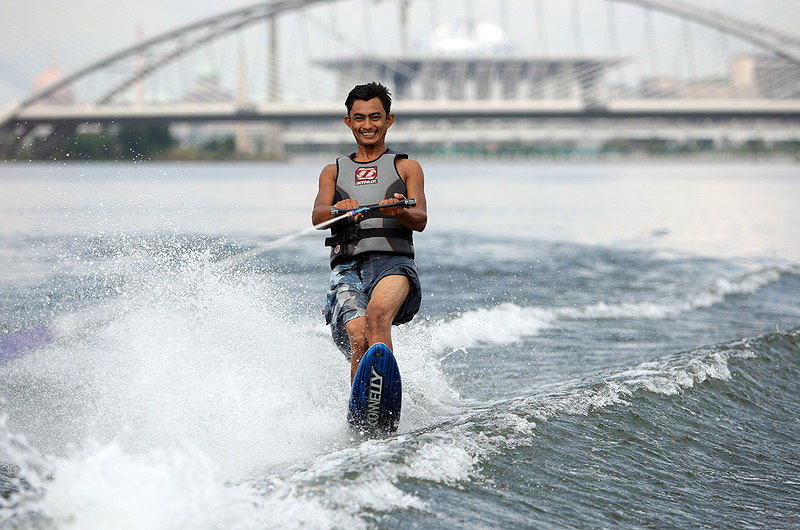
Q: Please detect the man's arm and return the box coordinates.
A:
[379,158,427,232]
[311,164,360,227]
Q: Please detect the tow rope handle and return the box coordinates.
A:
[331,198,416,217]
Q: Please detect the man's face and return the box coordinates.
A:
[344,97,394,148]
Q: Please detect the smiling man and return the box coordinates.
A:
[312,82,428,381]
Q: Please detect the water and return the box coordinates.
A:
[1,160,799,529]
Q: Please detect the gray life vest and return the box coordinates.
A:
[325,150,414,268]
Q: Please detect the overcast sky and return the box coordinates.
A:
[1,0,797,106]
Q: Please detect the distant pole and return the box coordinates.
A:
[237,39,247,108]
[265,12,284,158]
[607,0,620,56]
[719,31,732,98]
[571,0,584,55]
[464,0,474,22]
[682,17,696,80]
[606,0,622,87]
[268,14,280,103]
[644,7,660,76]
[535,0,548,57]
[400,0,410,55]
[135,22,145,105]
[500,0,511,51]
[429,0,439,31]
[236,38,249,154]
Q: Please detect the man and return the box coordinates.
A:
[312,82,427,381]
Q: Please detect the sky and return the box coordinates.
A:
[0,0,797,107]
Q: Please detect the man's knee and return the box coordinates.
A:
[344,317,366,344]
[366,275,411,328]
[365,302,394,331]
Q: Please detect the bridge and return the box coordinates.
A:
[2,0,799,157]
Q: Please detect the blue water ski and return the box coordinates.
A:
[348,342,402,433]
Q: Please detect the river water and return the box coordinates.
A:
[1,159,799,528]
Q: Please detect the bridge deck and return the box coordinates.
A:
[10,99,800,124]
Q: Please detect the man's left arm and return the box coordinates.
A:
[379,158,427,232]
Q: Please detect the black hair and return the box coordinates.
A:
[345,82,392,115]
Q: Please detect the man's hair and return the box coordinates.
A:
[345,82,392,115]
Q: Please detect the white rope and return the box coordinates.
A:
[215,211,353,271]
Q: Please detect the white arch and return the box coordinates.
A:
[11,0,800,112]
[615,0,800,64]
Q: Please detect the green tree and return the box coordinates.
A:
[118,123,175,160]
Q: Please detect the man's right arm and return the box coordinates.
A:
[311,164,359,227]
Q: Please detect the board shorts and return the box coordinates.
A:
[325,252,422,360]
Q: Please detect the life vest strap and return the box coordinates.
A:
[325,227,412,247]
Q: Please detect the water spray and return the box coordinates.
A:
[0,200,417,363]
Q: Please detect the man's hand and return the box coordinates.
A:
[334,198,362,222]
[378,193,407,217]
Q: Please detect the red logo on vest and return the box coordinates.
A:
[355,166,378,185]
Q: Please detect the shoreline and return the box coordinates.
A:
[2,152,798,164]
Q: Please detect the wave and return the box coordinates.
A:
[424,265,796,352]
[0,250,466,529]
[2,311,797,530]
[556,265,788,320]
[3,255,794,366]
[272,328,799,528]
[424,303,555,354]
[501,325,795,440]
[512,333,766,420]
[460,327,800,528]
[0,237,797,528]
[428,326,800,487]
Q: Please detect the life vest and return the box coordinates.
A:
[325,150,414,268]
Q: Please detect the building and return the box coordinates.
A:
[732,55,800,99]
[317,21,622,105]
[32,66,74,104]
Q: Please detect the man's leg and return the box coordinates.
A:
[365,274,411,351]
[345,316,368,382]
[346,274,411,382]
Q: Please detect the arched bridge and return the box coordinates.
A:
[3,0,800,157]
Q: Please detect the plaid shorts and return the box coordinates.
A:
[324,253,422,360]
